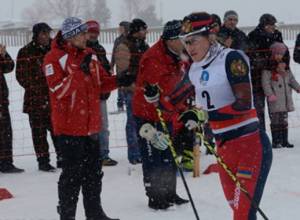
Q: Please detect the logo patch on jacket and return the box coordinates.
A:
[236,166,252,179]
[200,70,209,85]
[45,64,54,76]
[230,59,247,76]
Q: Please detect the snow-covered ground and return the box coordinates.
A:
[1,42,300,220]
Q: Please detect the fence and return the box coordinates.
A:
[1,24,300,47]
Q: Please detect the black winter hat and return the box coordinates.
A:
[129,18,147,34]
[162,20,182,40]
[180,12,214,37]
[32,22,52,37]
[211,14,221,27]
[259,13,277,26]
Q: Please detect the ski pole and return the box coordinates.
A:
[196,130,269,220]
[156,108,200,220]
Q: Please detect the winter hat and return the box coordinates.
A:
[270,42,288,57]
[129,18,147,34]
[224,10,238,21]
[180,12,214,38]
[119,21,131,33]
[61,17,88,40]
[259,13,277,26]
[162,20,182,40]
[211,14,221,27]
[32,22,52,38]
[86,20,100,34]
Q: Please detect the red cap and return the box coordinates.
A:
[86,20,100,34]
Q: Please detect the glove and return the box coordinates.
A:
[267,95,277,102]
[80,53,93,75]
[144,83,160,103]
[139,123,169,151]
[116,70,135,87]
[178,109,208,130]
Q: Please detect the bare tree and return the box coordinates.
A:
[136,4,162,27]
[22,0,111,27]
[90,0,111,28]
[121,0,152,21]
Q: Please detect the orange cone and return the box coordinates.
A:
[0,188,13,200]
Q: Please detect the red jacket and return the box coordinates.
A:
[133,39,187,122]
[43,33,116,136]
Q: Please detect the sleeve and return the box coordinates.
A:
[261,70,274,96]
[114,43,131,74]
[44,55,86,100]
[89,56,117,94]
[293,33,300,64]
[0,52,14,74]
[16,48,30,89]
[288,70,300,91]
[223,50,252,113]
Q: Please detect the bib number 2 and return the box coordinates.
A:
[202,91,215,109]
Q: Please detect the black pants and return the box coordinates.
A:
[253,93,266,131]
[135,117,177,202]
[28,112,60,164]
[269,112,288,145]
[0,106,13,165]
[57,135,104,219]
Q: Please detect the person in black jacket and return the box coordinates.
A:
[86,20,118,166]
[218,10,248,51]
[16,23,61,171]
[293,33,300,64]
[248,13,283,130]
[0,44,24,173]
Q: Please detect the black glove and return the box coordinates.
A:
[80,53,93,75]
[116,70,135,87]
[144,83,160,103]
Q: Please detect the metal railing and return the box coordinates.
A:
[1,24,300,47]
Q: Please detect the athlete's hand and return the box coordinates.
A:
[178,109,208,130]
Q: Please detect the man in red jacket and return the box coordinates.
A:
[43,17,120,220]
[133,20,190,210]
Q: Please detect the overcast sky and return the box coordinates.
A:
[0,0,300,27]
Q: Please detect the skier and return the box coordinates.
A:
[179,12,273,220]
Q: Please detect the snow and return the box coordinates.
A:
[1,42,300,220]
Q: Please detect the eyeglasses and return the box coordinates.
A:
[180,35,202,46]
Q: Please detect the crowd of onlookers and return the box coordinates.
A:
[1,9,300,220]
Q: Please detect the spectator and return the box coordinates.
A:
[248,13,283,130]
[16,22,61,171]
[0,44,24,173]
[111,21,131,112]
[218,10,248,50]
[262,42,300,148]
[86,20,118,166]
[114,18,150,164]
[133,20,189,210]
[293,33,300,64]
[43,17,120,220]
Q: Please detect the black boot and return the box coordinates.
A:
[148,197,173,210]
[167,194,189,205]
[39,162,56,172]
[282,129,294,148]
[0,163,24,173]
[271,125,283,149]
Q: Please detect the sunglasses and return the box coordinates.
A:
[180,35,203,46]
